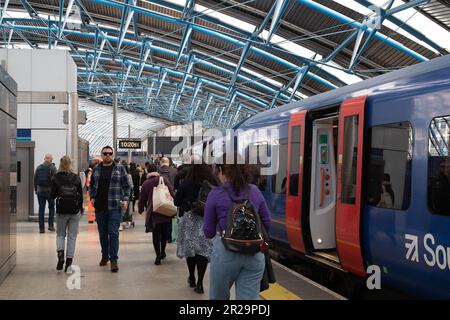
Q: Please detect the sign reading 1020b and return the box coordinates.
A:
[118,139,141,149]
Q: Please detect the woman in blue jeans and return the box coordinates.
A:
[51,156,83,273]
[203,153,271,300]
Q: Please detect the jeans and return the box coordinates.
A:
[95,209,121,262]
[56,213,81,258]
[209,236,265,300]
[37,192,55,231]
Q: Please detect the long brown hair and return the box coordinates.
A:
[58,155,73,173]
[216,153,253,195]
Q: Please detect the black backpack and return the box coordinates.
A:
[221,186,264,254]
[56,174,80,214]
[191,180,214,217]
[36,164,52,187]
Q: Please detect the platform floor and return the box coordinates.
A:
[0,214,343,300]
[0,214,212,300]
[262,260,346,300]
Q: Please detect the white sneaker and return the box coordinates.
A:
[119,224,123,231]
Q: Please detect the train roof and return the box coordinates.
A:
[241,55,450,128]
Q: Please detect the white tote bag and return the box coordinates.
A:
[152,177,177,217]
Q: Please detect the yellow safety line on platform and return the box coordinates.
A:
[260,283,302,300]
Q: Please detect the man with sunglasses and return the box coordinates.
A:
[89,146,131,272]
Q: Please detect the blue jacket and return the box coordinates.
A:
[90,162,131,211]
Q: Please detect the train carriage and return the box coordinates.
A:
[234,55,450,299]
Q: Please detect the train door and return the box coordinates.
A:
[285,111,307,253]
[336,96,367,276]
[309,117,337,251]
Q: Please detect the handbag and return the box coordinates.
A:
[152,177,177,217]
[259,224,276,292]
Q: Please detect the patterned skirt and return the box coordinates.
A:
[176,211,213,260]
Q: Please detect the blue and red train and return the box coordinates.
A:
[229,55,450,299]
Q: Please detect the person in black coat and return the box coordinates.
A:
[174,163,219,294]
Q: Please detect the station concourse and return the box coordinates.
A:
[0,0,449,302]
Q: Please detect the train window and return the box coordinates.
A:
[366,122,412,210]
[341,116,359,204]
[271,139,288,194]
[428,116,450,216]
[248,142,269,191]
[289,126,301,196]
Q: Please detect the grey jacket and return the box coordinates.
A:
[158,165,177,188]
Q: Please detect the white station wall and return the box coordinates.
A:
[0,49,77,216]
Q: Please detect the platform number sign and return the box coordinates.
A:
[118,139,141,149]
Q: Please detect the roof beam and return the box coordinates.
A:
[55,0,74,47]
[86,0,348,86]
[289,65,310,102]
[19,0,38,18]
[137,44,151,81]
[3,22,34,48]
[182,0,195,19]
[266,0,289,43]
[117,0,136,53]
[387,0,430,15]
[89,33,107,85]
[176,24,192,68]
[74,0,90,26]
[296,0,428,62]
[0,0,10,25]
[120,63,132,95]
[354,0,443,54]
[189,79,202,118]
[7,23,13,47]
[155,69,167,98]
[349,0,395,70]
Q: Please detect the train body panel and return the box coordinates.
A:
[235,55,450,298]
[363,65,450,299]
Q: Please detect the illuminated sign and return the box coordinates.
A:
[118,139,141,149]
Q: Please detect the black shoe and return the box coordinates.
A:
[48,226,55,232]
[188,276,196,288]
[154,256,161,265]
[161,252,166,260]
[64,258,73,273]
[56,250,64,271]
[194,284,204,294]
[40,230,45,234]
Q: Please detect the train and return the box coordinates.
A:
[189,54,450,299]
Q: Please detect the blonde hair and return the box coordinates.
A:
[58,156,73,173]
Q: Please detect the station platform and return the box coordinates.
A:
[0,214,343,300]
[261,260,346,300]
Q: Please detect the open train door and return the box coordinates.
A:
[336,96,367,276]
[286,110,307,253]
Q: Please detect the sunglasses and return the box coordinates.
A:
[102,152,113,156]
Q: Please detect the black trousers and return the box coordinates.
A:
[152,222,171,257]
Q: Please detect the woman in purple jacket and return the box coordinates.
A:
[203,153,271,300]
[138,164,175,265]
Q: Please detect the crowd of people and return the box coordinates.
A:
[33,147,271,300]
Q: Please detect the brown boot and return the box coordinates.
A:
[99,257,109,266]
[110,261,119,273]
